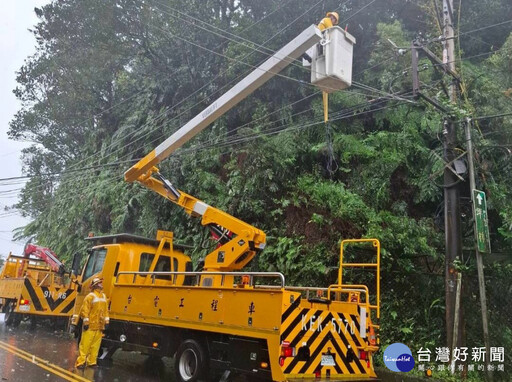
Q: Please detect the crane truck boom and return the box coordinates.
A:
[124,24,324,275]
[141,170,266,274]
[0,245,77,328]
[19,243,68,276]
[70,25,377,382]
[124,24,323,183]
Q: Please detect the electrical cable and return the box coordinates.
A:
[68,0,331,171]
[56,0,311,174]
[8,94,415,205]
[472,112,512,121]
[27,93,414,191]
[12,1,480,218]
[30,0,380,181]
[457,19,512,38]
[11,82,426,195]
[110,5,405,166]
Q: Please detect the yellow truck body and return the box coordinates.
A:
[0,253,77,327]
[72,232,380,381]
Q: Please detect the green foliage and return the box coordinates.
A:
[8,1,512,378]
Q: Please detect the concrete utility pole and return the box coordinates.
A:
[442,0,462,350]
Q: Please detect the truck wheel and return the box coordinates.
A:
[174,339,208,382]
[4,301,20,327]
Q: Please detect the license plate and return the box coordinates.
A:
[321,354,335,366]
[18,305,30,312]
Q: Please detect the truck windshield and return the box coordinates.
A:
[83,248,107,281]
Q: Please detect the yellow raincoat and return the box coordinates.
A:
[75,289,110,367]
[80,289,109,330]
[318,16,334,31]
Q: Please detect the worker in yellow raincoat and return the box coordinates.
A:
[318,11,339,31]
[75,277,109,369]
[302,11,340,64]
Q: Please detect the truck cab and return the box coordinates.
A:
[71,230,193,327]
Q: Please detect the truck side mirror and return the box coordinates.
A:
[71,252,82,277]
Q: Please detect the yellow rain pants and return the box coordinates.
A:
[75,329,103,367]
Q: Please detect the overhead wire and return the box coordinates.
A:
[106,0,403,165]
[13,1,490,216]
[60,0,387,179]
[12,99,412,211]
[113,0,382,159]
[152,0,398,100]
[67,0,330,172]
[16,94,428,218]
[12,52,478,194]
[14,85,421,195]
[10,86,420,201]
[9,7,436,198]
[17,4,510,183]
[83,0,393,170]
[58,0,307,175]
[457,19,512,38]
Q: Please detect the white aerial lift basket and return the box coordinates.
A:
[311,26,356,93]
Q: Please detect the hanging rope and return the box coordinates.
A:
[325,120,338,176]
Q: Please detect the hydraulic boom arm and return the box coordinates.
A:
[140,168,266,272]
[18,243,67,277]
[125,25,322,183]
[125,25,323,272]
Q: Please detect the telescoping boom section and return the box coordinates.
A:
[124,25,323,183]
[123,26,324,274]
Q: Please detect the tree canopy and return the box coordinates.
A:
[10,0,512,379]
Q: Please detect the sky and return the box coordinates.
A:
[0,2,49,258]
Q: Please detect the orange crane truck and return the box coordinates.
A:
[70,23,380,381]
[0,243,78,328]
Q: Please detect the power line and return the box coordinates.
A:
[472,112,512,121]
[67,0,330,173]
[8,92,414,206]
[340,0,378,24]
[20,0,383,186]
[15,2,503,214]
[458,19,512,37]
[57,0,310,175]
[7,97,405,210]
[126,6,405,153]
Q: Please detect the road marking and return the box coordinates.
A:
[0,340,90,382]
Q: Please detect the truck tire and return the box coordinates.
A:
[4,301,21,327]
[174,339,208,382]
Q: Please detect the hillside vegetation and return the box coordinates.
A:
[9,0,512,379]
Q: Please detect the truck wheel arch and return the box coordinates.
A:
[174,339,209,382]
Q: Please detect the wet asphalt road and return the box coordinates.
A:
[0,313,174,381]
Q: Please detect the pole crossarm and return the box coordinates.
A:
[429,149,467,182]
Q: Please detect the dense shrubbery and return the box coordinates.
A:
[10,0,512,379]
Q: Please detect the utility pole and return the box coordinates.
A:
[442,0,462,350]
[465,118,492,381]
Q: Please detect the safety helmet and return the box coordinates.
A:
[326,11,339,24]
[91,277,103,288]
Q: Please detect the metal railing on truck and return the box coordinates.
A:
[1,255,66,287]
[115,271,286,288]
[333,239,380,345]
